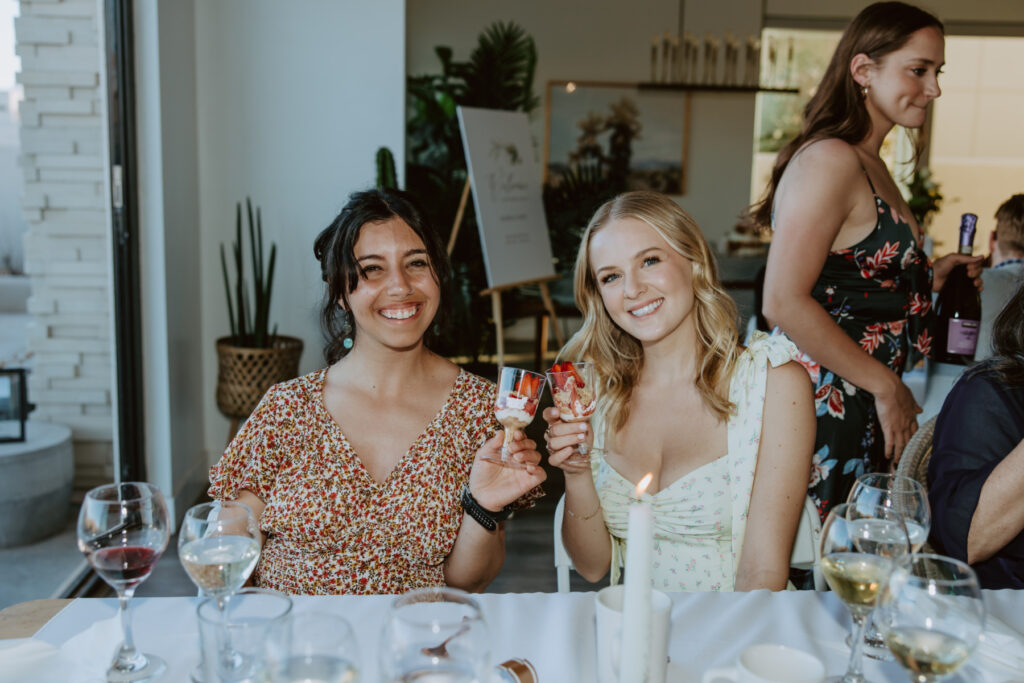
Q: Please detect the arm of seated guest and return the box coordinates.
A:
[967,438,1024,564]
[542,407,613,583]
[443,431,546,592]
[734,360,815,591]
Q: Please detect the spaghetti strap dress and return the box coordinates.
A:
[775,171,935,520]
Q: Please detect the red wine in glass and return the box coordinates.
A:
[78,482,170,683]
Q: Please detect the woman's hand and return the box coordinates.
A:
[541,407,592,476]
[872,375,922,464]
[468,431,546,512]
[932,253,985,293]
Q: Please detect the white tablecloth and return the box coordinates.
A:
[30,590,1024,682]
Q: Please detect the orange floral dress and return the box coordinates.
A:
[209,368,529,595]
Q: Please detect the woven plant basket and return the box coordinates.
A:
[216,335,304,423]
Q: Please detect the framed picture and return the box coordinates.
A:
[544,80,690,195]
[0,368,28,443]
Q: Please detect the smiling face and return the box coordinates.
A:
[588,216,697,348]
[860,26,945,130]
[343,217,440,353]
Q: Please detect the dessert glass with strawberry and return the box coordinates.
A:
[487,367,546,468]
[546,361,597,463]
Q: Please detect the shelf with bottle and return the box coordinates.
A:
[637,82,798,94]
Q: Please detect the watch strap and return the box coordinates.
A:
[460,486,511,531]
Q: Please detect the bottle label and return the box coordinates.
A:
[946,319,979,355]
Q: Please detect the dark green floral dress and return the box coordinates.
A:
[775,175,935,521]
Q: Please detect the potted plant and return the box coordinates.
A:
[216,198,302,438]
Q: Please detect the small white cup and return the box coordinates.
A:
[594,585,672,683]
[702,644,825,683]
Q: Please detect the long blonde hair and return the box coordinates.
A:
[561,191,740,431]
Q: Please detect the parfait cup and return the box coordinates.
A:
[546,361,598,464]
[485,367,546,468]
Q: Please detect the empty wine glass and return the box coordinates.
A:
[179,501,262,680]
[271,612,360,683]
[77,482,170,682]
[847,473,932,660]
[875,554,985,682]
[819,502,910,683]
[378,587,490,682]
[546,361,598,464]
[485,367,546,468]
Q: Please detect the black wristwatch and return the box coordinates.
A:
[460,486,513,531]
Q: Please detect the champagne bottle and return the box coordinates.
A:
[932,213,981,364]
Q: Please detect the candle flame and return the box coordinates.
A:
[635,473,653,497]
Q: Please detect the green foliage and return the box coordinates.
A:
[376,147,398,189]
[220,198,278,347]
[406,21,539,360]
[543,161,621,276]
[906,168,943,228]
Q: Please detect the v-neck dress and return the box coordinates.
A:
[208,368,528,595]
[591,333,798,592]
[773,176,935,521]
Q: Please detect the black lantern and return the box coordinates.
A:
[0,368,28,443]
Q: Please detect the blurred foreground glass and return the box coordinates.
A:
[875,554,985,683]
[818,502,910,683]
[379,587,490,682]
[197,588,292,682]
[77,482,169,682]
[269,612,360,682]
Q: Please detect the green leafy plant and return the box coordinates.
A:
[376,147,398,189]
[406,21,539,360]
[220,198,277,347]
[906,168,943,228]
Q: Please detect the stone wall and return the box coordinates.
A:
[14,0,113,494]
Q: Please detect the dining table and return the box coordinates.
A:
[1,589,1023,682]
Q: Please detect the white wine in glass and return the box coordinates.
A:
[819,502,910,683]
[178,501,261,601]
[876,554,985,683]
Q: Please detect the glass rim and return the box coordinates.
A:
[546,361,592,374]
[497,366,546,380]
[84,481,162,503]
[390,586,483,626]
[183,499,255,519]
[195,587,293,625]
[851,472,925,493]
[895,552,980,586]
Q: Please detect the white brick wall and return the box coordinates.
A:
[16,0,113,494]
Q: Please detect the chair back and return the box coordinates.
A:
[790,495,826,590]
[554,495,573,593]
[896,414,938,492]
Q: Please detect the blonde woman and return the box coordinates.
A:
[543,192,814,591]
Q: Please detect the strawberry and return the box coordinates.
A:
[549,362,563,374]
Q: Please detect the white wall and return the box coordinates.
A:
[195,0,406,463]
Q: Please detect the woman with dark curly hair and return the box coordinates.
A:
[208,188,545,594]
[929,281,1024,589]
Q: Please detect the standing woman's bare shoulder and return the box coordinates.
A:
[777,138,864,211]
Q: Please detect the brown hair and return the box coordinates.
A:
[995,194,1024,257]
[751,2,943,228]
[561,191,740,431]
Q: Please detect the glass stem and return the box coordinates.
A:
[112,588,144,672]
[843,614,869,683]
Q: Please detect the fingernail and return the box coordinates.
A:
[577,433,585,441]
[579,424,587,432]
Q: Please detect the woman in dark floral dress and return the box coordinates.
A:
[752,2,981,519]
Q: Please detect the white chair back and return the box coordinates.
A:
[790,495,826,590]
[554,494,573,593]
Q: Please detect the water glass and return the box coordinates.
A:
[378,587,490,682]
[197,588,292,682]
[270,612,360,682]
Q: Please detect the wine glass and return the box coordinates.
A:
[179,501,262,681]
[378,587,490,682]
[818,502,910,683]
[77,482,170,682]
[485,367,546,468]
[847,473,931,659]
[875,554,985,682]
[546,361,598,464]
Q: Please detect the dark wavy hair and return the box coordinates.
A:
[984,281,1024,386]
[751,2,943,228]
[313,188,452,364]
